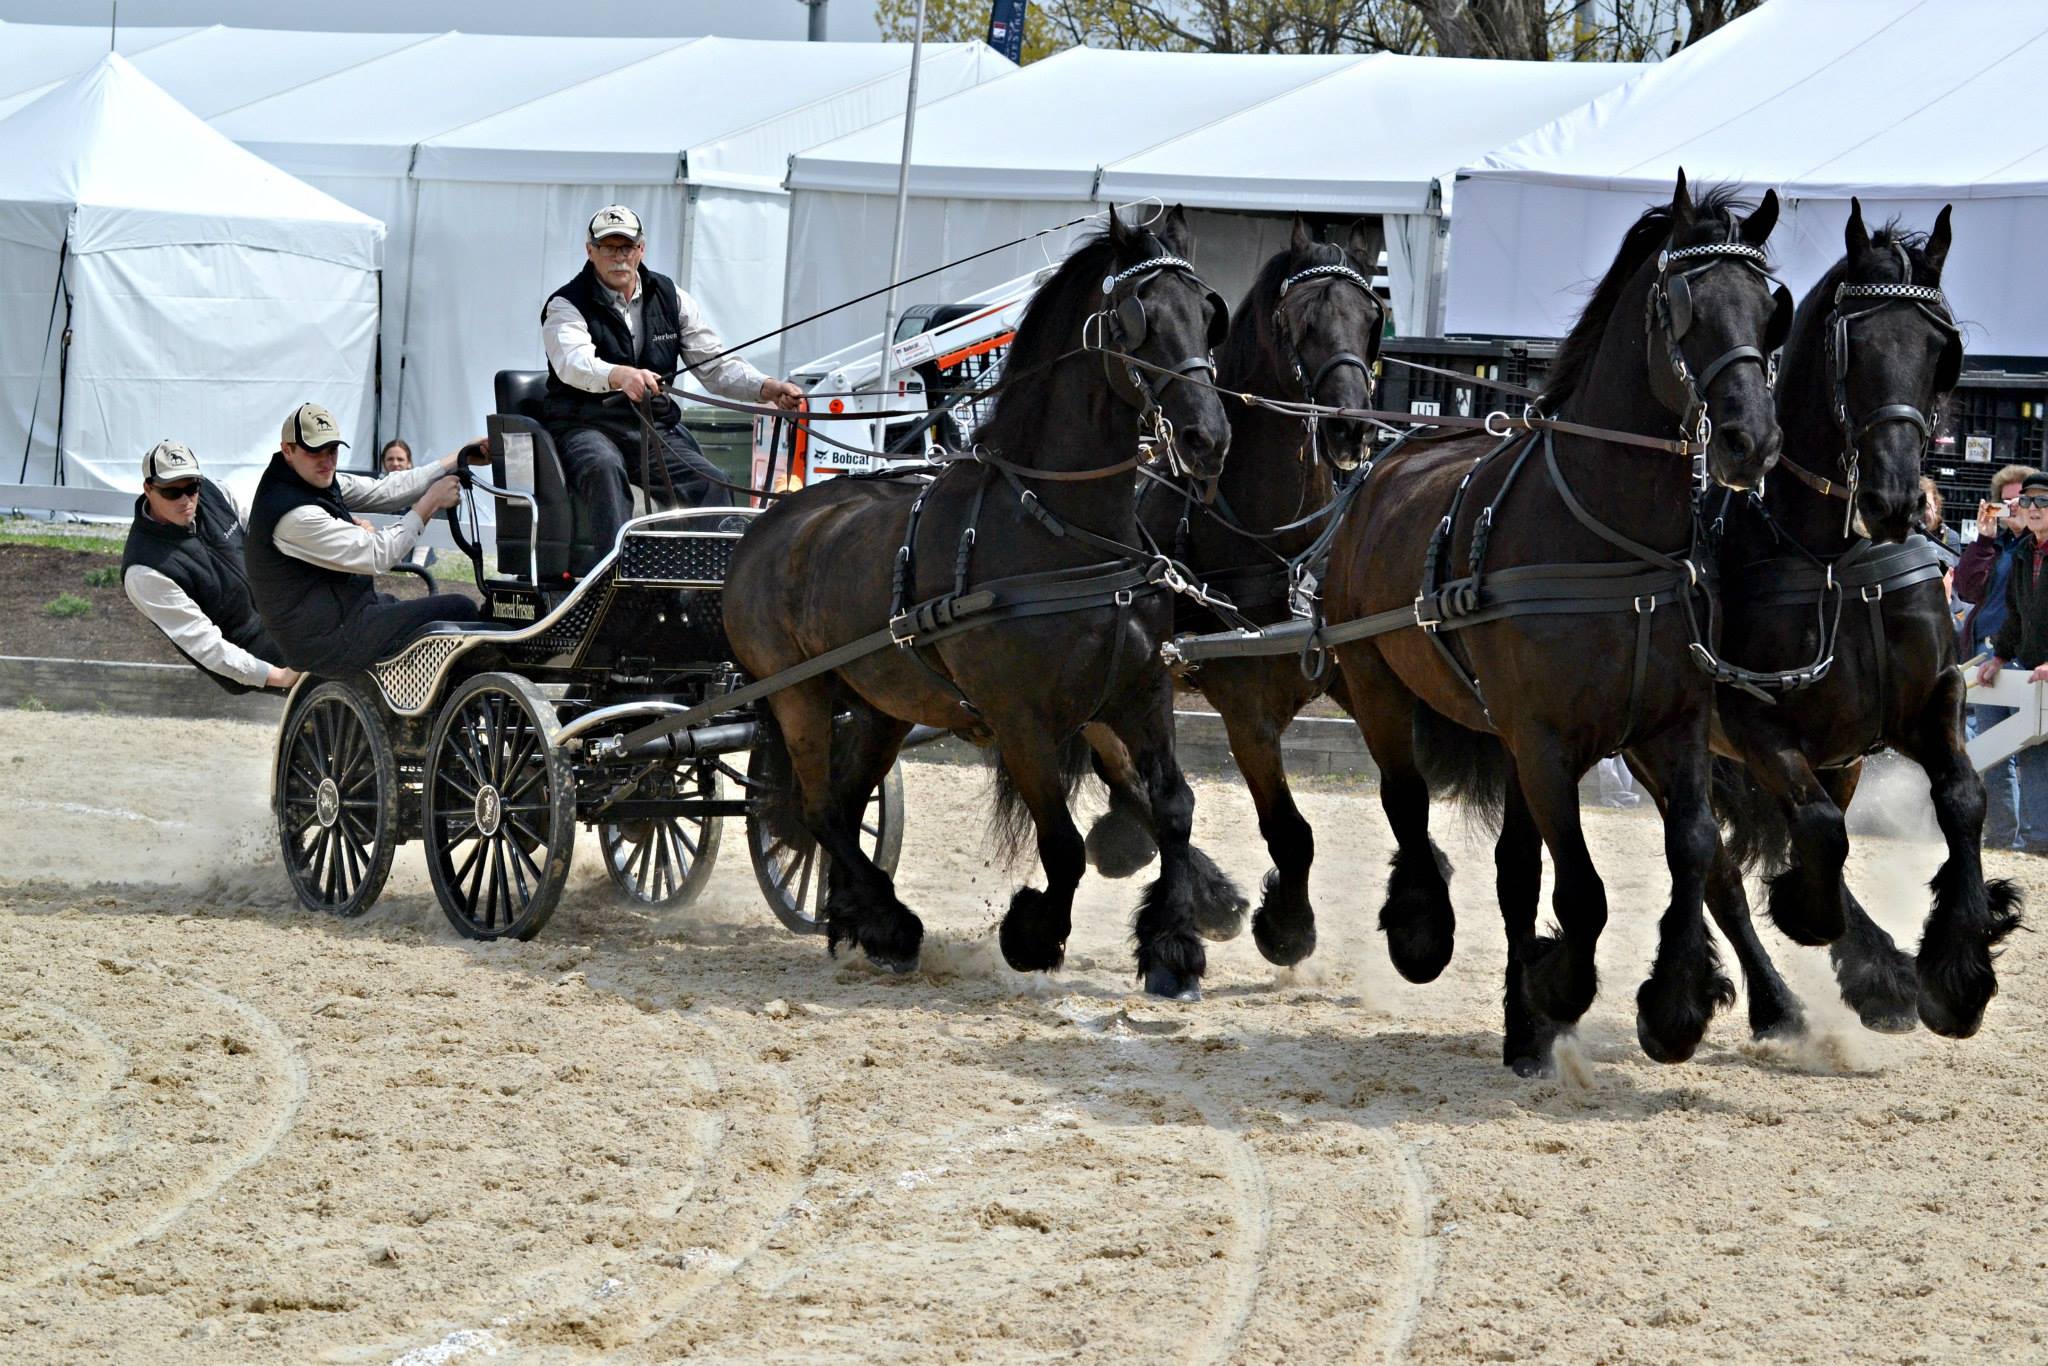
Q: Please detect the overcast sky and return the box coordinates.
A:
[0,0,889,40]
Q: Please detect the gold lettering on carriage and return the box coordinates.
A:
[494,597,537,620]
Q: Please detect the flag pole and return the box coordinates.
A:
[875,0,926,456]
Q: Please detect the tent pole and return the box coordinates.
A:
[875,0,926,455]
[392,156,423,445]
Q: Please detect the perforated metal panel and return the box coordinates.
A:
[618,531,739,586]
[369,635,473,716]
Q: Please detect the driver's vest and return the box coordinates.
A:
[121,481,279,694]
[542,262,684,443]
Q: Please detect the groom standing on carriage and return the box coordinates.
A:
[540,204,807,572]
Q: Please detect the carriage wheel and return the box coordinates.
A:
[276,680,398,918]
[745,747,906,937]
[599,764,723,908]
[422,672,576,941]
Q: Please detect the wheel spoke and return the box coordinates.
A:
[489,837,512,929]
[462,834,490,916]
[449,836,485,891]
[792,846,814,913]
[677,822,701,859]
[439,769,479,805]
[507,832,535,904]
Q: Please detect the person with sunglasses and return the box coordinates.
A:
[245,403,487,678]
[539,204,805,574]
[1958,463,2041,848]
[120,440,297,694]
[1975,472,2048,852]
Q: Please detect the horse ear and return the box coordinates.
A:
[1844,196,1871,262]
[1157,203,1193,256]
[1347,216,1384,269]
[1290,214,1314,253]
[1107,204,1135,249]
[1671,168,1694,227]
[1927,204,1954,278]
[1741,188,1779,246]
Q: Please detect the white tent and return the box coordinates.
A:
[781,48,1637,366]
[390,36,1013,462]
[0,56,383,495]
[1446,0,2048,359]
[0,21,196,102]
[212,33,705,451]
[0,24,432,121]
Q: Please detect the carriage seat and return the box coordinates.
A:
[489,370,605,584]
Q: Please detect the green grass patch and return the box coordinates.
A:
[0,529,123,556]
[83,565,121,588]
[43,593,92,619]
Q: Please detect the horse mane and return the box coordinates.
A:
[1538,184,1755,411]
[1216,238,1356,389]
[978,225,1159,453]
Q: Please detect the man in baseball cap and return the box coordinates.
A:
[244,402,490,676]
[121,439,297,693]
[538,202,808,573]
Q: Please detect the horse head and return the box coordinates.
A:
[1262,214,1385,471]
[1816,199,1960,542]
[1101,206,1233,480]
[1647,170,1787,491]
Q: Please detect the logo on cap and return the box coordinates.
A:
[588,204,643,242]
[283,403,349,451]
[143,439,201,484]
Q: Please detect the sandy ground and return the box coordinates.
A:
[1,709,2044,1366]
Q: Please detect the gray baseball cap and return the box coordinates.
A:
[142,439,201,484]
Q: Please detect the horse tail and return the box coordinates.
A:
[1411,701,1508,831]
[988,732,1093,867]
[1711,755,1792,875]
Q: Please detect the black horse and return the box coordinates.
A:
[1320,175,1787,1073]
[1084,215,1383,969]
[724,207,1238,998]
[1705,201,2022,1042]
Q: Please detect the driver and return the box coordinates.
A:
[245,402,485,677]
[540,204,805,572]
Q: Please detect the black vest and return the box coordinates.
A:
[542,261,684,442]
[122,480,280,694]
[246,453,380,674]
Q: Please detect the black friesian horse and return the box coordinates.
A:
[1320,176,1787,1073]
[1084,215,1383,968]
[724,207,1236,998]
[1706,201,2022,1041]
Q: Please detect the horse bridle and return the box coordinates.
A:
[1645,240,1793,468]
[1086,255,1229,474]
[1775,247,1961,535]
[1274,261,1384,471]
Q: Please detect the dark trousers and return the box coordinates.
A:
[325,592,483,674]
[555,421,735,573]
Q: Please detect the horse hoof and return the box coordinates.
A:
[1189,848,1249,941]
[1085,806,1158,879]
[1856,1006,1918,1035]
[866,950,919,975]
[1750,1010,1807,1044]
[1507,1054,1553,1079]
[1143,967,1202,1002]
[999,887,1069,974]
[1916,989,1984,1041]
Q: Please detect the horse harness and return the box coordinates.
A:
[1086,254,1228,476]
[1773,251,1962,536]
[1172,238,1797,751]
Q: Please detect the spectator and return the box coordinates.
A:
[1920,476,1960,566]
[380,438,413,474]
[1974,471,2048,852]
[1956,464,2036,848]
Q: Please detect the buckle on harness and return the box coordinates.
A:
[888,612,918,647]
[1634,594,1658,615]
[1861,583,1884,603]
[1114,588,1135,607]
[1413,594,1440,633]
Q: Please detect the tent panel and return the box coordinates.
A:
[58,243,378,494]
[0,234,66,485]
[686,187,792,375]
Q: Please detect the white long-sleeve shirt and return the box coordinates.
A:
[541,276,768,403]
[123,485,278,687]
[272,461,447,575]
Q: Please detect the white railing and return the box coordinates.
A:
[1964,663,2048,770]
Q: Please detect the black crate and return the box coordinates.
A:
[1378,337,1557,425]
[1927,372,2048,507]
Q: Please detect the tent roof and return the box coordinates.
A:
[0,21,197,100]
[214,32,697,177]
[0,25,434,122]
[785,48,1361,201]
[410,37,1010,187]
[1461,0,2048,200]
[1094,54,1639,215]
[0,54,383,267]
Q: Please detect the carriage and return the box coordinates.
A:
[268,370,905,942]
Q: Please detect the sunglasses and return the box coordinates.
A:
[151,481,201,500]
[2019,496,2048,510]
